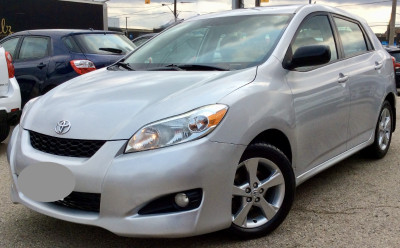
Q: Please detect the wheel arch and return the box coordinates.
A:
[385,92,396,132]
[248,129,292,163]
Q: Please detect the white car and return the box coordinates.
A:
[0,46,21,142]
[7,5,397,239]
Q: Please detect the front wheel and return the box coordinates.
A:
[229,143,295,239]
[364,101,393,159]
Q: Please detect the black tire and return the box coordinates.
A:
[229,143,295,239]
[364,101,393,159]
[0,111,10,143]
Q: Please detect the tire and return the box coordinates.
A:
[364,100,393,159]
[229,143,295,239]
[0,111,10,143]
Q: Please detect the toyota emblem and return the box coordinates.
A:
[55,120,71,135]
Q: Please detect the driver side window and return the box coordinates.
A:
[291,15,338,70]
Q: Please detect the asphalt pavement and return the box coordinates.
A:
[1,102,400,247]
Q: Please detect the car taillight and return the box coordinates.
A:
[70,60,96,75]
[391,56,396,70]
[5,51,15,78]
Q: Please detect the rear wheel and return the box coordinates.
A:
[0,111,10,143]
[364,101,393,159]
[229,143,295,239]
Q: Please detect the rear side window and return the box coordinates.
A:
[63,36,82,53]
[19,36,49,60]
[1,37,20,58]
[334,17,368,57]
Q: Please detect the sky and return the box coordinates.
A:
[104,0,396,33]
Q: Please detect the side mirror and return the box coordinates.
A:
[284,45,331,70]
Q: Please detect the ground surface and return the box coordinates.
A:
[1,102,400,248]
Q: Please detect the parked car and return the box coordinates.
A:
[384,46,400,88]
[0,29,136,106]
[131,33,156,47]
[7,4,397,239]
[0,46,21,142]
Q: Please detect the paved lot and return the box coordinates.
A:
[1,102,400,248]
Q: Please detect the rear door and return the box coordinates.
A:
[332,16,386,148]
[14,36,51,105]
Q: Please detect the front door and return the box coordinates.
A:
[285,14,350,175]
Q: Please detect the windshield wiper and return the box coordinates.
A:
[109,61,135,71]
[174,64,229,71]
[99,47,123,54]
[145,64,228,71]
[145,64,184,71]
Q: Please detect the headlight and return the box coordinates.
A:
[125,104,228,153]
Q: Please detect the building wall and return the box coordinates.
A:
[0,0,104,39]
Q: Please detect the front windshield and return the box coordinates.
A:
[124,14,291,71]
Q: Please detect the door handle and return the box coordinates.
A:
[338,73,349,83]
[37,62,46,69]
[374,61,383,70]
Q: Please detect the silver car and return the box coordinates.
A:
[7,4,397,239]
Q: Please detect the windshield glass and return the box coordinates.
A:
[74,33,136,55]
[124,14,291,71]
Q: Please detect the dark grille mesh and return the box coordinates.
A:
[29,131,105,158]
[52,192,101,212]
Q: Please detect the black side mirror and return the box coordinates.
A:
[284,45,331,70]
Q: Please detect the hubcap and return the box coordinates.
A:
[232,158,285,229]
[378,108,391,151]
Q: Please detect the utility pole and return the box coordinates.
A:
[389,0,397,46]
[174,0,177,22]
[125,17,129,36]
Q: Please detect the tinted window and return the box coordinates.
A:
[334,17,368,57]
[1,37,20,58]
[74,33,136,55]
[390,52,400,62]
[63,36,82,53]
[291,15,338,69]
[19,37,49,60]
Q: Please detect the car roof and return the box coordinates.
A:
[384,46,400,52]
[6,29,123,39]
[188,4,365,24]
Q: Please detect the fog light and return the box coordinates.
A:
[175,193,189,208]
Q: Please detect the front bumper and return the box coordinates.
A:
[7,126,246,237]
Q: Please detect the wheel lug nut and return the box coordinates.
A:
[259,188,264,193]
[255,197,260,202]
[253,182,258,188]
[247,197,252,202]
[245,188,251,193]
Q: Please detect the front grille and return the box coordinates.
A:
[29,131,106,158]
[52,192,101,212]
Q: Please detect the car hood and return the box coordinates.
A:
[21,67,257,140]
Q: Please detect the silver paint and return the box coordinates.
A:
[7,4,397,237]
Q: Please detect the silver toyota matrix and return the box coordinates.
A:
[7,5,397,239]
